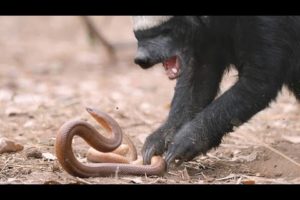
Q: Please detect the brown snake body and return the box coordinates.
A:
[55,108,166,178]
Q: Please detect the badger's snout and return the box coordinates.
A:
[134,49,153,69]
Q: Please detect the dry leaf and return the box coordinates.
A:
[0,137,24,154]
[282,135,300,144]
[241,179,255,184]
[42,152,57,161]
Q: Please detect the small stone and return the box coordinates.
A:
[26,147,43,159]
[42,152,56,161]
[0,137,24,154]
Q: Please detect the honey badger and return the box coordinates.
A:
[132,16,300,166]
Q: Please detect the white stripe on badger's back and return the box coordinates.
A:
[132,16,173,31]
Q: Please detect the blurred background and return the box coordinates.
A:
[0,16,299,184]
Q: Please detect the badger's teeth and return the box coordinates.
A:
[171,68,178,74]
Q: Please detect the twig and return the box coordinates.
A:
[215,173,236,181]
[167,171,179,176]
[236,176,243,184]
[75,177,92,185]
[122,122,152,129]
[80,16,116,61]
[200,172,207,179]
[206,153,221,160]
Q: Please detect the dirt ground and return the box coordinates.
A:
[0,16,300,184]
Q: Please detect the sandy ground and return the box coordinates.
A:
[0,16,300,184]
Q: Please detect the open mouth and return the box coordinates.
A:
[162,56,180,80]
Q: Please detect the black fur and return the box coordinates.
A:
[133,16,300,166]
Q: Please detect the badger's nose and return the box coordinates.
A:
[134,51,152,69]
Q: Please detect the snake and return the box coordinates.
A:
[55,107,166,178]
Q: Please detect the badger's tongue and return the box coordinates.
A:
[162,56,180,80]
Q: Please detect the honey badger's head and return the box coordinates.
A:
[132,16,210,80]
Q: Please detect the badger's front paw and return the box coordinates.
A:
[142,131,167,165]
[165,123,216,167]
